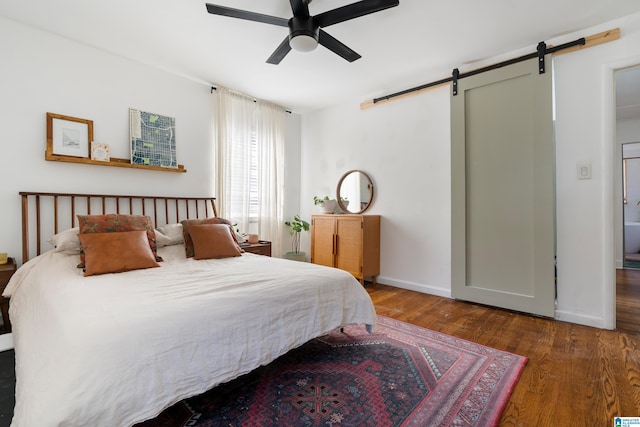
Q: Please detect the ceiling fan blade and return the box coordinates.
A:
[205,3,288,27]
[266,37,293,64]
[290,0,310,18]
[315,0,399,28]
[318,29,361,62]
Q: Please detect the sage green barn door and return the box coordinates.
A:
[450,57,555,317]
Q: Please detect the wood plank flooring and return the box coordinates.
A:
[365,281,640,426]
[617,268,640,334]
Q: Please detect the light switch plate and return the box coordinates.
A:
[577,163,592,180]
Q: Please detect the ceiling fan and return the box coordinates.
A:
[205,0,399,64]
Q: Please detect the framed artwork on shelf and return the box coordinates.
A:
[129,108,177,169]
[46,113,93,159]
[91,142,110,162]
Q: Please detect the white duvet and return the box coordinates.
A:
[3,245,377,426]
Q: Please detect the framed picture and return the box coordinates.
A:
[46,113,93,158]
[129,108,177,168]
[91,142,110,162]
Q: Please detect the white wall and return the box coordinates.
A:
[301,88,452,296]
[0,17,301,264]
[301,12,640,329]
[282,113,303,255]
[0,17,211,263]
[553,14,640,328]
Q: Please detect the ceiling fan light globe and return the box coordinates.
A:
[289,35,318,52]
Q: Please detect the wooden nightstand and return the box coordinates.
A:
[241,241,272,257]
[0,258,16,333]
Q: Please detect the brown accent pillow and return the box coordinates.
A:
[77,214,162,268]
[78,231,161,276]
[180,217,237,257]
[188,224,243,260]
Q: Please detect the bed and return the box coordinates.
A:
[5,192,377,427]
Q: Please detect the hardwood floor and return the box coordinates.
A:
[617,268,640,334]
[365,281,640,426]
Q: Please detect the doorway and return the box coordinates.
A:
[622,143,640,268]
[616,66,640,332]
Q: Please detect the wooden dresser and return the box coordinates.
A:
[311,215,380,284]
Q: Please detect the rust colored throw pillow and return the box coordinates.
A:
[77,214,162,268]
[180,217,237,257]
[188,224,243,260]
[78,231,161,276]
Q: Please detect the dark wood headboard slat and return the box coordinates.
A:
[71,196,76,228]
[21,195,28,264]
[35,196,41,257]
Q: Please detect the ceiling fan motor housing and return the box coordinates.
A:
[288,16,319,51]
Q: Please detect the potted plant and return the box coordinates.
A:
[314,195,337,214]
[283,214,310,261]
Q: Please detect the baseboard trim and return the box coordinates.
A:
[0,333,13,352]
[376,278,613,330]
[376,276,451,299]
[545,310,608,329]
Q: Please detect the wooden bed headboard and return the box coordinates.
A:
[19,192,218,263]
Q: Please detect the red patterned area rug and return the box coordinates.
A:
[137,316,527,427]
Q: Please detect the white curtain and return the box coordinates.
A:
[215,87,285,256]
[255,100,285,257]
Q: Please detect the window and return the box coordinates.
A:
[226,131,258,223]
[215,87,285,256]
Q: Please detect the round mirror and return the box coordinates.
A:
[336,170,374,214]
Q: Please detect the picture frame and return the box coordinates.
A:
[129,108,177,168]
[91,142,111,162]
[46,113,93,159]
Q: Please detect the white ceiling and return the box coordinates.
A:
[2,0,640,114]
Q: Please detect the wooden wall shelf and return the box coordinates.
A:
[45,153,186,173]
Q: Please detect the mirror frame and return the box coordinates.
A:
[336,170,374,214]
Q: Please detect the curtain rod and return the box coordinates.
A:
[361,28,620,109]
[210,86,291,113]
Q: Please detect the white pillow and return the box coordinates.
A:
[47,227,81,254]
[155,223,184,247]
[155,230,174,248]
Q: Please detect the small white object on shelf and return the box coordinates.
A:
[91,142,110,162]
